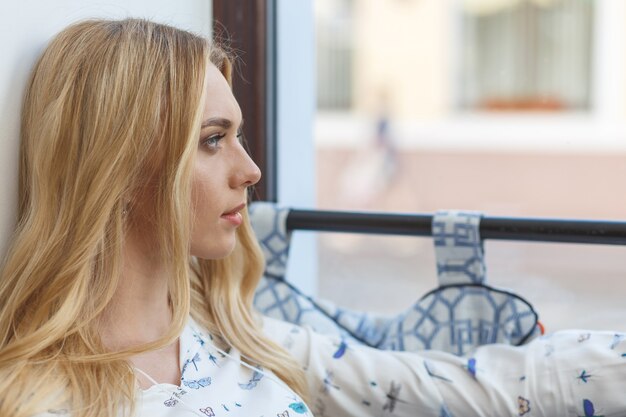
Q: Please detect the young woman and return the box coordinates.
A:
[1,18,624,417]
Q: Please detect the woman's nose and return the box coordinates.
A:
[231,146,262,188]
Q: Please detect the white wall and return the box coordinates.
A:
[276,0,318,295]
[0,1,211,258]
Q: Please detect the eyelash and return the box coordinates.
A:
[201,131,243,150]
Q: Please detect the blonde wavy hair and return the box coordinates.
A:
[0,18,307,417]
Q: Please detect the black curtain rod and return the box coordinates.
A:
[285,209,626,245]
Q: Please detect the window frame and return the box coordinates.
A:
[213,0,278,202]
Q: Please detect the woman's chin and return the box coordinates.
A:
[191,240,237,260]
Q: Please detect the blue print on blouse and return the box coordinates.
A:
[440,403,454,417]
[289,402,308,414]
[163,388,187,407]
[181,352,201,375]
[577,370,593,383]
[183,377,212,389]
[464,358,477,379]
[193,332,206,347]
[208,352,219,366]
[382,381,410,413]
[191,329,226,366]
[518,396,531,416]
[199,407,215,416]
[164,398,178,407]
[332,340,348,359]
[610,333,625,349]
[239,370,264,390]
[580,399,603,417]
[424,360,453,383]
[322,370,340,393]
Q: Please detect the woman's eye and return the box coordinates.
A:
[202,133,226,149]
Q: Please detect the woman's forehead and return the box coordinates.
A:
[202,64,242,124]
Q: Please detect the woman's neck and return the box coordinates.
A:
[97,226,184,388]
[99,228,174,350]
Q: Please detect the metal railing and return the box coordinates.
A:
[286,209,626,245]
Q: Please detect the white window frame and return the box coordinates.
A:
[276,0,318,295]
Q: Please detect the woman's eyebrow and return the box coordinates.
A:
[201,117,244,130]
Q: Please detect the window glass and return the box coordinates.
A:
[314,0,626,332]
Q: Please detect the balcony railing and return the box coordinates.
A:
[286,209,626,245]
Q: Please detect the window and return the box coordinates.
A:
[459,0,594,111]
[316,0,354,110]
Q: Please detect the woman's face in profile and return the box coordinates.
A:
[190,63,261,259]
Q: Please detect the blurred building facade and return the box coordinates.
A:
[317,0,625,121]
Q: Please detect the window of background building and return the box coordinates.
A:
[316,0,353,110]
[459,0,594,111]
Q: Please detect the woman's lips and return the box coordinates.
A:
[220,212,243,226]
[221,203,245,226]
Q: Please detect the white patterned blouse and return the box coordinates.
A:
[42,316,626,417]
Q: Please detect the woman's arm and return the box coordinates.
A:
[264,316,626,417]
